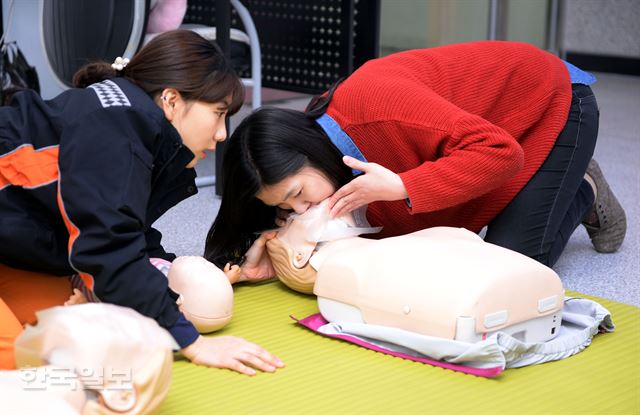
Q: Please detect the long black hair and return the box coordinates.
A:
[204,104,352,268]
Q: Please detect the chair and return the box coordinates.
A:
[142,0,261,113]
[39,0,262,189]
[178,0,263,188]
[40,0,148,90]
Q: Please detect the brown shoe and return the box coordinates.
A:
[582,159,627,253]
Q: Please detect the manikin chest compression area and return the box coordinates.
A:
[267,200,565,344]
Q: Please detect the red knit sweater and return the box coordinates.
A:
[326,41,572,238]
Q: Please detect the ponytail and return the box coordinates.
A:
[71,29,244,113]
[305,77,346,117]
[72,62,119,88]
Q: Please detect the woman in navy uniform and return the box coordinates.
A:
[0,30,283,375]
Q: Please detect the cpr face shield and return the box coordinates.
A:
[266,199,380,293]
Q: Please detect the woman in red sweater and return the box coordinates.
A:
[205,41,626,273]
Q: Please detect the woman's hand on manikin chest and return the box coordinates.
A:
[328,156,408,218]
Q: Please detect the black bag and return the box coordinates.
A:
[0,41,40,105]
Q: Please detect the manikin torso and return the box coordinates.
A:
[267,201,564,343]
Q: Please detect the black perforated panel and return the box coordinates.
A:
[183,0,380,94]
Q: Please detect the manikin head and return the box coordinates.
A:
[167,256,234,333]
[11,303,176,414]
[266,200,379,293]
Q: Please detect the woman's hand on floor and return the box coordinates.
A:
[182,335,284,375]
[328,156,408,218]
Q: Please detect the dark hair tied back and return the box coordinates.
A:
[72,61,119,89]
[305,77,346,117]
[71,30,244,112]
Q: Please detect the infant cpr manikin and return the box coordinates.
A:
[267,201,564,344]
[0,257,233,414]
[1,303,177,415]
[167,256,233,333]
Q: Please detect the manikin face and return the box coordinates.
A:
[256,166,335,214]
[274,199,358,266]
[160,89,229,168]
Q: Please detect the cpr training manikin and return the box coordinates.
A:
[0,303,177,414]
[266,200,614,371]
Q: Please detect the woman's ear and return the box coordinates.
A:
[159,87,182,121]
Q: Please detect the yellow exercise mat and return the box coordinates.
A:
[159,281,640,414]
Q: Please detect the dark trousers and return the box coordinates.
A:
[485,84,598,267]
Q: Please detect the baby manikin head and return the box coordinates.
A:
[167,256,233,333]
[266,200,379,294]
[12,303,176,415]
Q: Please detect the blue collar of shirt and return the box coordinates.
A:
[316,113,368,176]
[563,60,597,85]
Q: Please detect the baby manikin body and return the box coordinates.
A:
[267,201,564,344]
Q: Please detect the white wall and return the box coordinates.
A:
[380,0,640,59]
[380,0,491,53]
[563,0,640,58]
[507,0,549,48]
[380,0,549,55]
[3,0,67,99]
[380,0,430,52]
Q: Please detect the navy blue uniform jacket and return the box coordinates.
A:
[0,78,200,347]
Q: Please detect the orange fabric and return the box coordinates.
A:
[56,183,95,291]
[0,298,22,370]
[0,145,65,369]
[0,263,72,326]
[0,144,59,189]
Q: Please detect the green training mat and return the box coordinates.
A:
[159,281,640,414]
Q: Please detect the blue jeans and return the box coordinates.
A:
[485,84,598,267]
